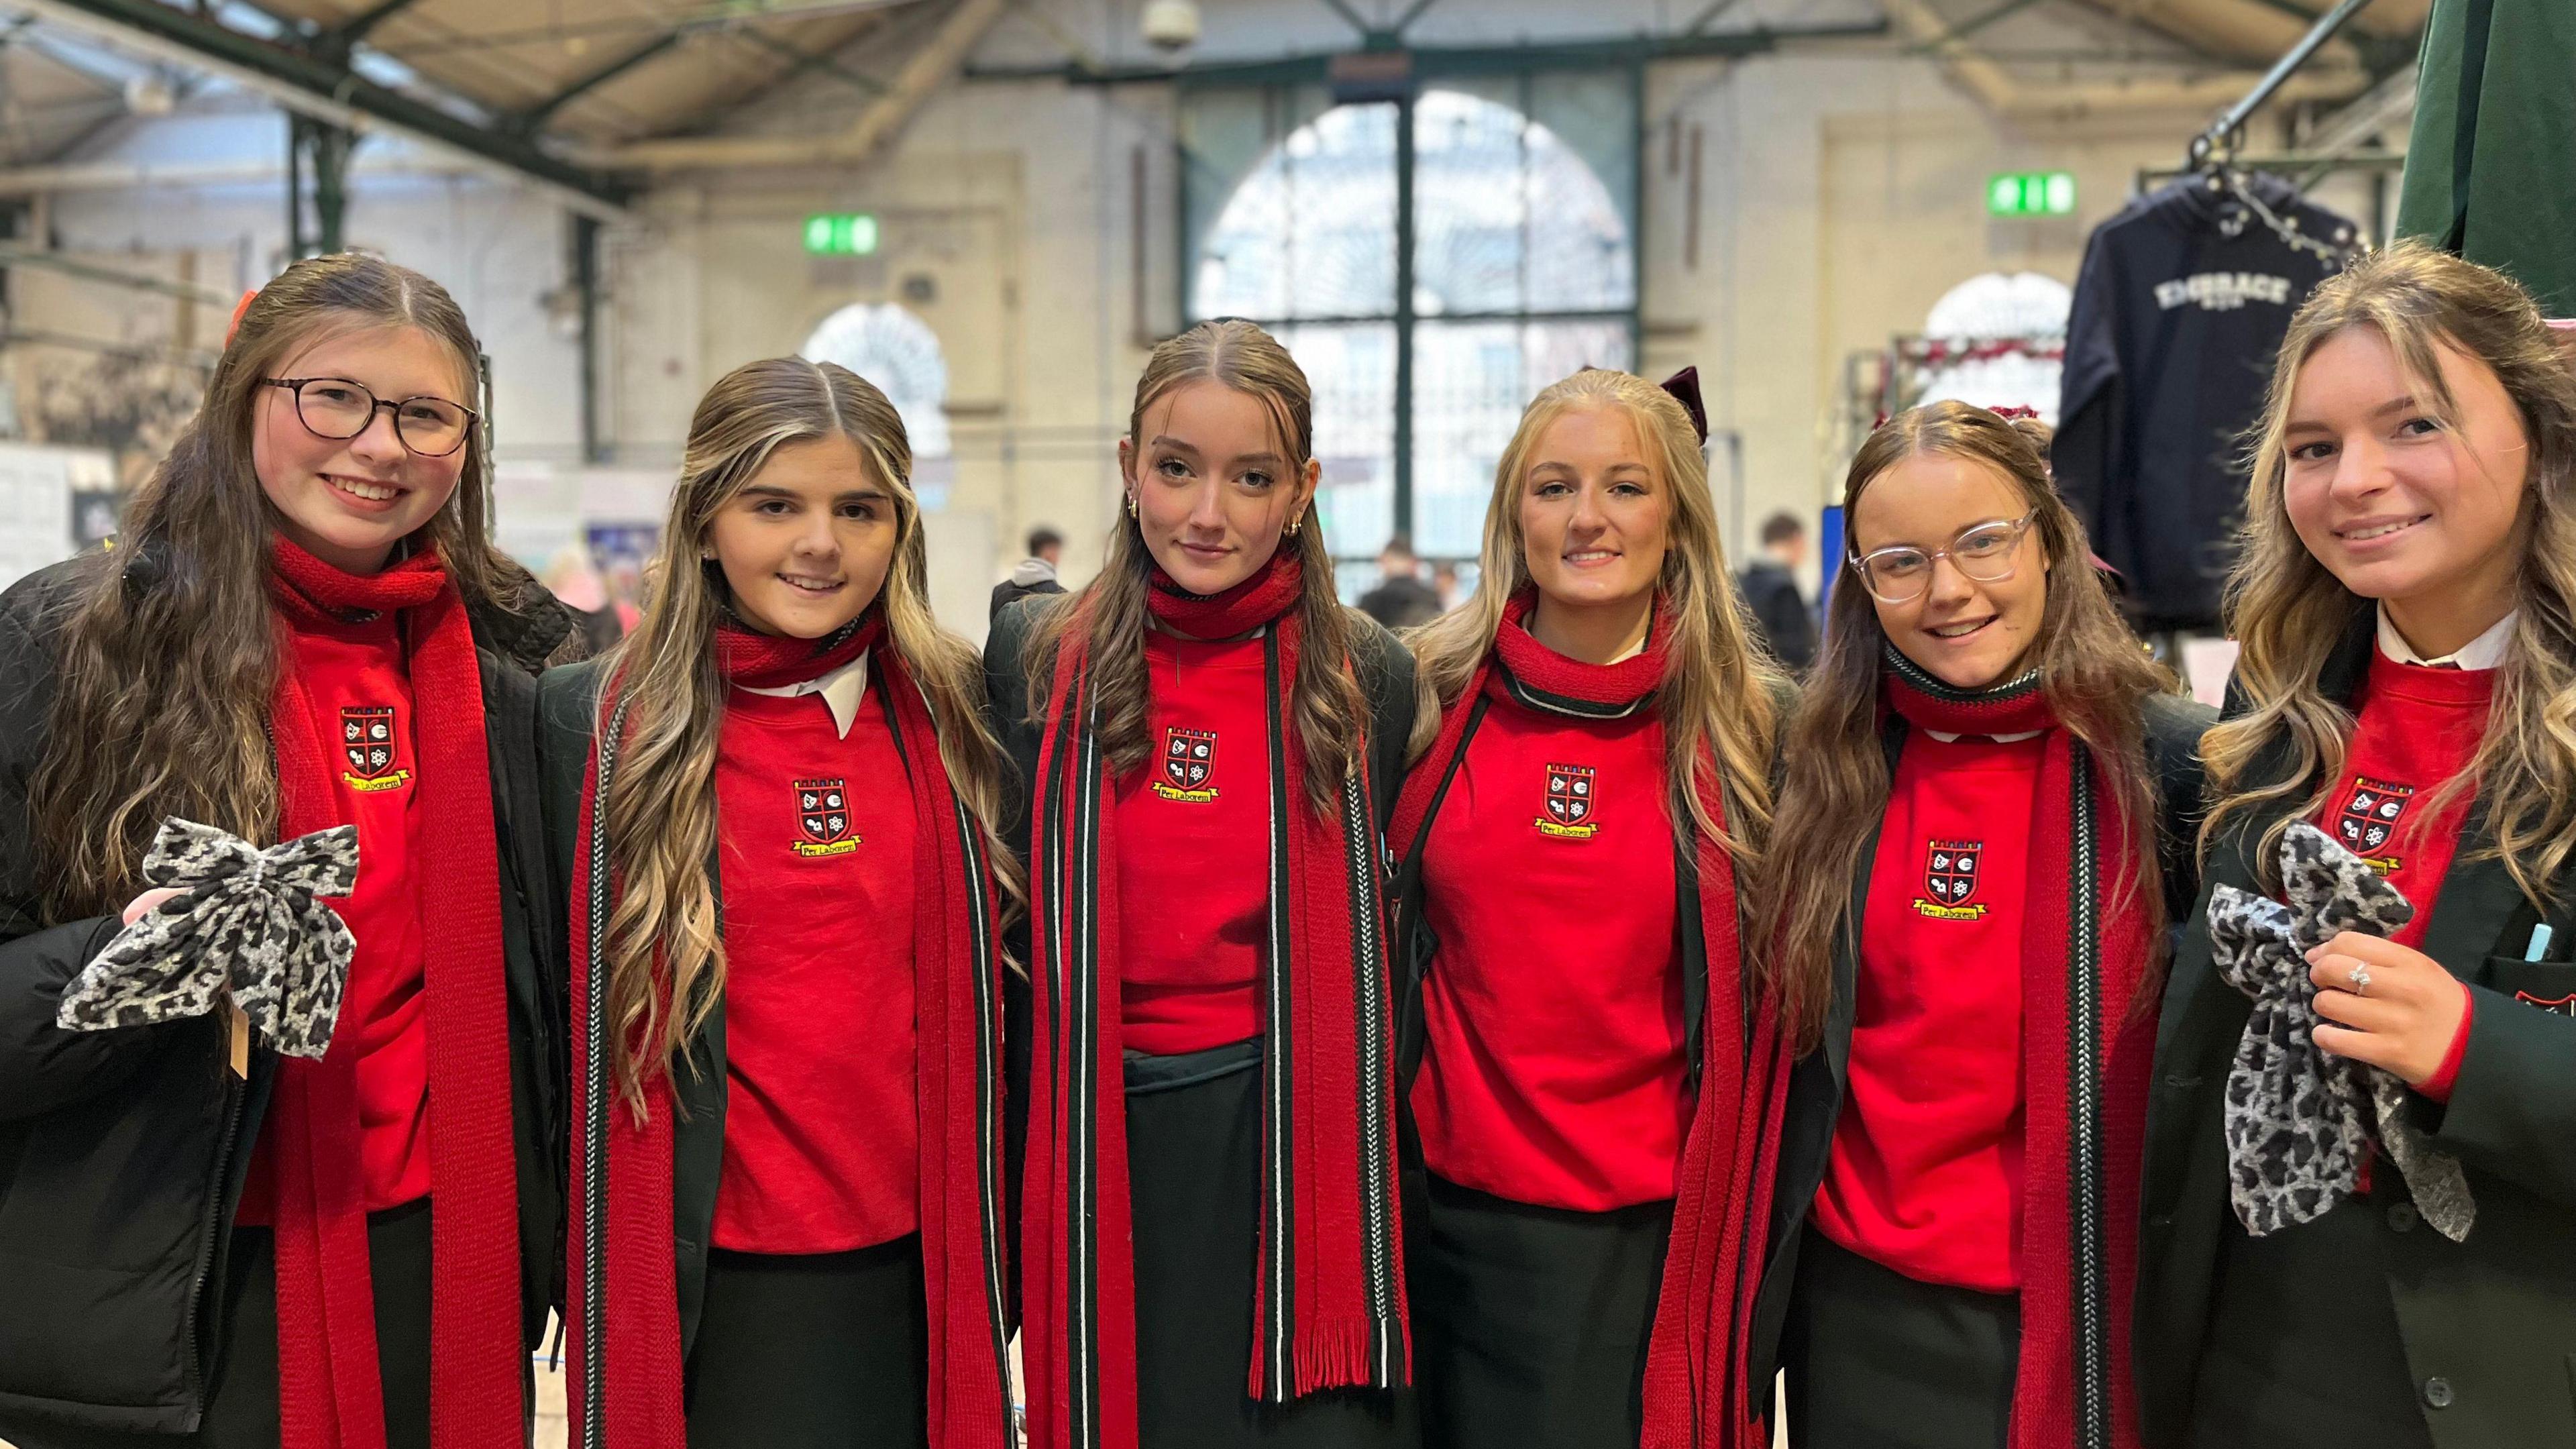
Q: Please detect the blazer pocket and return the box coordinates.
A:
[2471,955,2576,1017]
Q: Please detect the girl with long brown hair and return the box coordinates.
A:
[0,253,575,1449]
[2136,243,2576,1449]
[1389,367,1788,1449]
[989,319,1415,1449]
[1748,402,2209,1449]
[538,358,1014,1449]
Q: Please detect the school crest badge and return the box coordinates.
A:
[2514,990,2576,1017]
[1913,839,1988,919]
[1535,763,1599,839]
[2337,775,2414,871]
[792,777,859,857]
[1152,727,1220,803]
[338,705,410,792]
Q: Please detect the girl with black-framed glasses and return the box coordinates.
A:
[0,253,579,1449]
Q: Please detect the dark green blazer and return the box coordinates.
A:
[2135,610,2576,1448]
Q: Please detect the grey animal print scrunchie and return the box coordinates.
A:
[2206,820,2475,1242]
[55,818,360,1060]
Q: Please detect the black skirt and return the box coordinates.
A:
[684,1234,930,1449]
[1777,1232,2019,1449]
[9,1197,438,1449]
[1409,1171,1670,1449]
[1124,1038,1417,1449]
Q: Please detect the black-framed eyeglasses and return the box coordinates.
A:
[262,377,478,458]
[1846,511,2038,604]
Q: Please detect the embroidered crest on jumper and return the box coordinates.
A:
[2514,990,2576,1017]
[1152,727,1220,803]
[2337,775,2414,872]
[1536,763,1599,839]
[792,777,860,857]
[339,705,411,792]
[1913,839,1988,919]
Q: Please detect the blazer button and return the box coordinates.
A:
[2423,1377,2455,1409]
[2387,1202,2419,1233]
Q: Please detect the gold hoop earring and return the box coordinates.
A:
[1285,516,1303,537]
[1124,492,1139,518]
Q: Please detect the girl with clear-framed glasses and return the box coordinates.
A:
[0,254,581,1449]
[1744,401,2212,1449]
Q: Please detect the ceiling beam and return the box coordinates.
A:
[0,241,235,303]
[1886,0,2366,121]
[6,0,631,212]
[600,0,1006,171]
[959,17,1892,87]
[511,29,684,129]
[323,0,423,47]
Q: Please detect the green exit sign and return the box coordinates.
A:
[1988,171,2076,217]
[803,213,879,256]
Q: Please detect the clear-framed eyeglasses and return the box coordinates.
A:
[1846,511,2038,605]
[262,377,478,458]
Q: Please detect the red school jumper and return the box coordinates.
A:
[239,607,430,1222]
[1110,630,1271,1057]
[710,679,921,1253]
[2317,646,2492,1102]
[1812,731,2045,1293]
[1411,693,1686,1211]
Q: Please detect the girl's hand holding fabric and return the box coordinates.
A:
[120,888,182,926]
[2307,932,2473,1088]
[54,817,359,1060]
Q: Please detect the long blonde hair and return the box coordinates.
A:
[1405,367,1783,867]
[598,357,1021,1111]
[2204,241,2576,901]
[1758,402,2174,1050]
[34,253,558,922]
[1027,319,1364,808]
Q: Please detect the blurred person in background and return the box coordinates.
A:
[542,357,1015,1449]
[1431,560,1460,612]
[990,318,1417,1449]
[1361,533,1444,630]
[992,523,1068,620]
[0,253,576,1449]
[546,541,627,653]
[1736,510,1819,672]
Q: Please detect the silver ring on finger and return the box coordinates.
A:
[2348,964,2371,997]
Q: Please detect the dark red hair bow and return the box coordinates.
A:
[1658,366,1709,445]
[1987,404,2041,421]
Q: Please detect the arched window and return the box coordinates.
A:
[801,302,953,464]
[1184,76,1640,586]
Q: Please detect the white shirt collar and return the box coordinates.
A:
[736,652,870,738]
[2376,604,2516,672]
[1921,728,2047,745]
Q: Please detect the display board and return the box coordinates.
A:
[0,441,117,589]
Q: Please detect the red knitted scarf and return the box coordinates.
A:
[1020,549,1410,1449]
[1389,592,1792,1449]
[1881,648,2151,1449]
[265,536,523,1449]
[564,608,1014,1449]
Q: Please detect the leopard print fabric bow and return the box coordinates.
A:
[55,817,360,1060]
[2206,820,2475,1242]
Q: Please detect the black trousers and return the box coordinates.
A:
[1410,1171,1670,1449]
[684,1234,930,1449]
[1124,1038,1417,1449]
[1778,1232,2019,1449]
[12,1198,435,1449]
